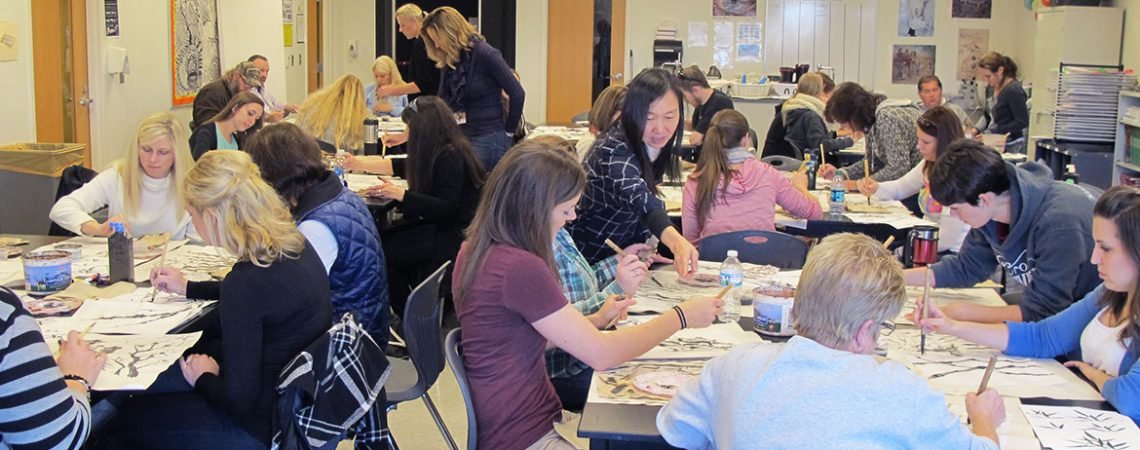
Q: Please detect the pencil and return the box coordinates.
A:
[863,158,871,205]
[882,235,895,249]
[604,238,626,256]
[976,355,998,394]
[149,238,172,302]
[380,131,387,158]
[920,267,931,355]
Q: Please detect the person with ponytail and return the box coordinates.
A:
[857,106,971,254]
[969,51,1029,154]
[103,151,332,449]
[682,110,821,243]
[568,68,700,277]
[915,186,1140,422]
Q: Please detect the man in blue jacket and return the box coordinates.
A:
[903,140,1100,323]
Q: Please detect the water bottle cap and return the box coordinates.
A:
[727,250,738,257]
[110,222,125,233]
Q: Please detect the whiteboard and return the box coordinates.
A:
[764,0,878,87]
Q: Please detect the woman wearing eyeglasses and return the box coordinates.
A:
[855,106,970,254]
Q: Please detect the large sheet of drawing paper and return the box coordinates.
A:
[630,265,781,314]
[895,286,1005,325]
[45,332,202,391]
[588,359,706,406]
[1019,404,1140,450]
[60,300,214,335]
[633,322,757,360]
[133,245,236,282]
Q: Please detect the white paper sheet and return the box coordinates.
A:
[588,359,706,406]
[50,332,203,391]
[1019,404,1140,450]
[132,245,236,282]
[735,23,761,43]
[713,22,734,48]
[945,396,1040,450]
[687,22,708,48]
[633,322,758,360]
[52,300,214,335]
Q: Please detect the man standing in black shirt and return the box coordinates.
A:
[676,65,735,147]
[378,3,440,102]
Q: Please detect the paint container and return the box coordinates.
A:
[753,283,797,337]
[23,250,73,296]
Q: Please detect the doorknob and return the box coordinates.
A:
[78,88,93,106]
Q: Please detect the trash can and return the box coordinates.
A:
[0,143,86,234]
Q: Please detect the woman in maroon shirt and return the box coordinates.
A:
[452,142,723,449]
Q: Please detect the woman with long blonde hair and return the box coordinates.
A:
[50,111,196,239]
[294,74,370,152]
[364,55,409,117]
[103,151,332,449]
[420,6,524,171]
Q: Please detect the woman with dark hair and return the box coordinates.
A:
[857,106,969,253]
[188,91,264,160]
[453,144,722,449]
[342,96,485,313]
[245,123,389,343]
[916,185,1140,422]
[818,82,921,183]
[969,51,1029,154]
[567,68,699,277]
[682,110,821,243]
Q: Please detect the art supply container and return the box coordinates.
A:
[23,250,72,295]
[910,225,940,266]
[753,283,797,336]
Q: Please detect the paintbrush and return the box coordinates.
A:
[54,322,95,359]
[380,131,387,158]
[976,355,998,394]
[882,235,895,249]
[604,239,625,256]
[715,285,732,299]
[819,144,826,168]
[863,158,871,205]
[602,297,629,330]
[149,238,172,302]
[920,267,931,355]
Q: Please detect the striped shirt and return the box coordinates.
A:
[0,288,91,450]
[545,229,623,379]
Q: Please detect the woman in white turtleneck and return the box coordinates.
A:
[50,112,196,239]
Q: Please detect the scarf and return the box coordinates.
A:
[726,147,754,165]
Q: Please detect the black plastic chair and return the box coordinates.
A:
[761,155,802,172]
[384,262,458,450]
[571,111,590,124]
[316,139,337,154]
[699,230,810,270]
[49,165,99,236]
[444,328,476,450]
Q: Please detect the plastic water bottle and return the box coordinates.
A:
[334,149,348,187]
[719,250,743,323]
[829,175,846,217]
[108,222,134,282]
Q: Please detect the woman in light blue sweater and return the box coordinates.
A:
[918,185,1140,422]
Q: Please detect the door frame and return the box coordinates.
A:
[31,0,91,166]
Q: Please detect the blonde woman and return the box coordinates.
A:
[377,3,439,102]
[294,74,370,152]
[103,151,332,449]
[50,112,196,239]
[421,6,524,171]
[364,56,409,117]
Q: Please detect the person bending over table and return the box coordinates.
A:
[575,85,627,161]
[674,65,734,147]
[453,144,723,450]
[969,52,1029,155]
[189,92,264,160]
[902,140,1099,323]
[343,96,484,317]
[682,109,821,244]
[915,185,1140,422]
[567,68,700,277]
[50,112,197,239]
[421,6,524,171]
[762,71,836,160]
[857,106,971,254]
[378,3,439,104]
[293,74,371,154]
[818,82,921,185]
[658,233,1005,449]
[246,122,389,346]
[780,72,854,160]
[0,287,106,449]
[102,151,332,449]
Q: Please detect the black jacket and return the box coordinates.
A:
[188,123,243,161]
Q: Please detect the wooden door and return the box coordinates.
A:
[31,0,91,166]
[610,0,626,86]
[546,0,627,124]
[307,0,323,92]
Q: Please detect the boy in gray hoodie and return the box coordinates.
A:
[903,140,1100,323]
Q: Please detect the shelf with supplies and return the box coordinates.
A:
[1115,92,1140,187]
[1115,161,1140,173]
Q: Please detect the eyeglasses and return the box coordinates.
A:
[879,320,896,336]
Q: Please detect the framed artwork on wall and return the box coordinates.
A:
[170,0,222,106]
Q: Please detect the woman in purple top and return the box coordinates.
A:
[421,6,524,172]
[452,143,723,449]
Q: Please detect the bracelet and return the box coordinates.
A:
[62,374,91,400]
[672,305,687,329]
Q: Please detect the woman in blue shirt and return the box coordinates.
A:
[917,185,1140,421]
[189,92,264,160]
[364,56,408,118]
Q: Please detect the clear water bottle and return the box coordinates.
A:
[829,174,846,217]
[334,149,348,187]
[718,250,743,323]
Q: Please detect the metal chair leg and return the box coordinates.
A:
[422,392,459,450]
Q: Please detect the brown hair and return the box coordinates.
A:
[675,65,711,90]
[917,75,942,91]
[916,106,965,177]
[1093,186,1140,343]
[818,72,835,94]
[796,73,825,97]
[421,6,482,69]
[454,143,585,302]
[691,109,750,229]
[824,82,885,131]
[977,51,1019,81]
[207,91,264,125]
[588,85,627,134]
[528,135,576,156]
[244,122,327,208]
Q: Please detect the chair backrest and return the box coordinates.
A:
[760,155,802,172]
[402,261,451,395]
[315,139,337,154]
[748,128,759,150]
[444,328,477,450]
[571,111,590,125]
[699,230,809,269]
[49,165,99,236]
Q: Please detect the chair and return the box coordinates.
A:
[384,262,458,450]
[699,230,810,269]
[571,111,590,125]
[748,128,759,150]
[761,155,802,172]
[49,165,99,236]
[444,328,476,450]
[315,139,337,154]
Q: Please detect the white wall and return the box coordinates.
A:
[1109,0,1140,71]
[0,0,37,143]
[516,0,548,123]
[323,0,377,87]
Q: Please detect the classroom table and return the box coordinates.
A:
[577,267,1113,449]
[344,171,408,233]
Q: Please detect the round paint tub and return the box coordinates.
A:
[23,250,73,296]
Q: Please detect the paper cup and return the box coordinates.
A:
[753,283,797,336]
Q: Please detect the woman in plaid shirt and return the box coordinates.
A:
[567,69,700,277]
